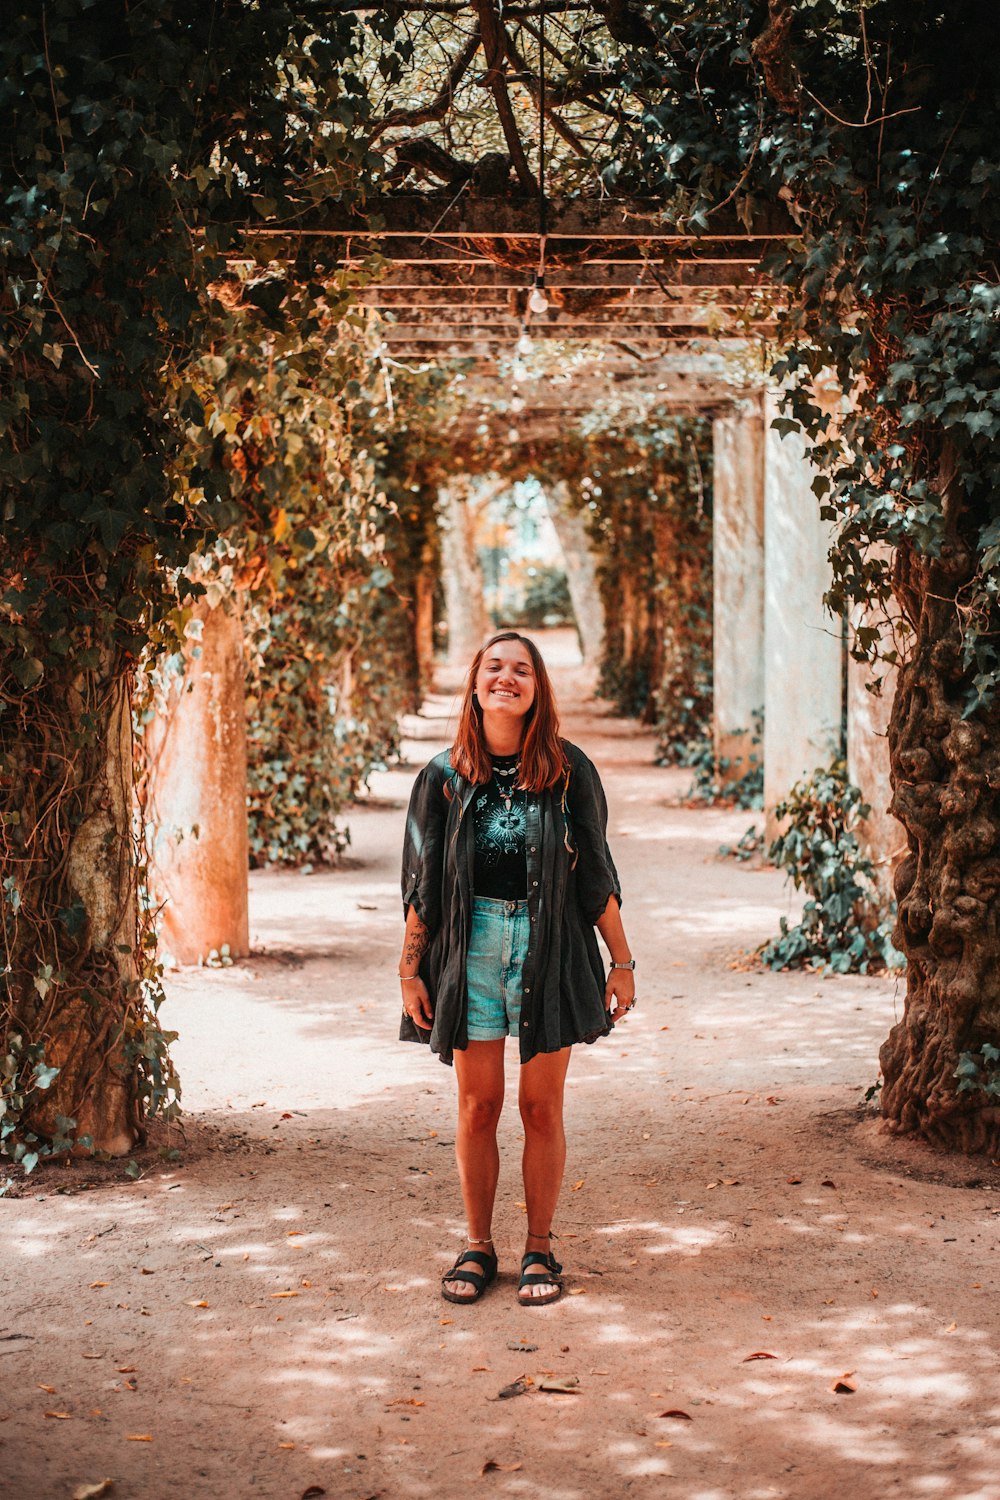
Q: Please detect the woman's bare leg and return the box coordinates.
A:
[518,1046,571,1298]
[445,1039,506,1298]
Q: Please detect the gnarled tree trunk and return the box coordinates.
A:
[3,657,140,1156]
[881,443,1000,1151]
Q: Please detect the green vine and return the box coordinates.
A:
[761,762,903,976]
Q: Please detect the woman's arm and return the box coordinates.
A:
[399,903,433,1029]
[595,895,636,1019]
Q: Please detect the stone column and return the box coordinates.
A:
[145,599,250,964]
[545,480,605,670]
[440,479,488,666]
[763,395,844,836]
[847,607,903,906]
[712,401,766,780]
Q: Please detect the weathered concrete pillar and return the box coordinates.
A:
[545,480,605,670]
[145,599,250,964]
[763,394,843,836]
[414,540,437,695]
[847,608,903,905]
[712,401,765,779]
[441,479,489,666]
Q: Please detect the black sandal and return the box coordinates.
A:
[441,1246,498,1304]
[517,1249,563,1306]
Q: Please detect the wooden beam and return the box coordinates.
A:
[377,306,776,330]
[358,284,782,308]
[369,262,774,290]
[291,236,779,266]
[380,325,767,344]
[257,195,797,242]
[383,338,757,357]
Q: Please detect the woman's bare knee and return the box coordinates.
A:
[460,1094,503,1131]
[519,1095,563,1136]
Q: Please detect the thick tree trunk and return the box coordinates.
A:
[4,660,140,1156]
[545,482,606,669]
[881,444,1000,1152]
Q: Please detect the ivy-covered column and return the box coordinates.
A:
[763,393,843,835]
[846,607,901,907]
[440,480,488,667]
[144,601,250,966]
[712,400,765,782]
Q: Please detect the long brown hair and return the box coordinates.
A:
[451,632,567,792]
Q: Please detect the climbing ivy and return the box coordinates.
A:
[613,0,1000,1148]
[761,762,902,975]
[0,1,384,1157]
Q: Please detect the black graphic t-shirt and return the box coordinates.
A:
[472,753,528,899]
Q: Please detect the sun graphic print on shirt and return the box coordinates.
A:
[475,789,526,865]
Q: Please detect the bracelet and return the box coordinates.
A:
[609,959,635,970]
[399,972,420,981]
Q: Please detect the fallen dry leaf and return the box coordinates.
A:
[538,1376,580,1393]
[185,1299,209,1309]
[140,1268,155,1276]
[821,1179,837,1188]
[271,1291,300,1299]
[287,1230,304,1238]
[116,1366,136,1374]
[654,1442,673,1449]
[786,1176,802,1185]
[742,1352,778,1362]
[126,1433,153,1442]
[480,1461,523,1475]
[498,1377,531,1400]
[37,1383,57,1394]
[278,1442,296,1450]
[944,1321,958,1333]
[81,1353,104,1361]
[89,1282,108,1290]
[659,1409,693,1420]
[73,1482,114,1500]
[830,1374,857,1395]
[301,1487,326,1499]
[571,1179,585,1192]
[472,1366,491,1372]
[387,1397,425,1408]
[44,1410,71,1419]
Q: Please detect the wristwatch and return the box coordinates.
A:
[609,959,636,970]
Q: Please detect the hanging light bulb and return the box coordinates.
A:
[516,333,533,356]
[528,279,548,315]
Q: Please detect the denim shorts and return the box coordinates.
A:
[466,896,530,1041]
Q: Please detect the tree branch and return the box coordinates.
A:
[503,34,592,160]
[370,28,481,141]
[471,0,537,192]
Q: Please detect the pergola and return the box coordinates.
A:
[252,194,791,370]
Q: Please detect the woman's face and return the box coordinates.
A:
[474,640,537,723]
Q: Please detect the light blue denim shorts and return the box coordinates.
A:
[466,896,530,1041]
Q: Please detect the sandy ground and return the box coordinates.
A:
[4,643,1000,1500]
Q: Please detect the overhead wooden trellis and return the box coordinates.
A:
[249,2,796,403]
[249,195,792,364]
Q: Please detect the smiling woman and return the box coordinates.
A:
[397,631,635,1308]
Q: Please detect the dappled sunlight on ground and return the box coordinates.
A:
[3,673,1000,1498]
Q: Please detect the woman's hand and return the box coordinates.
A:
[401,975,433,1031]
[604,966,636,1021]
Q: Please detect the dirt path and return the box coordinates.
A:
[4,664,1000,1500]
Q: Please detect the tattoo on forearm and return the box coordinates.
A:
[403,921,430,971]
